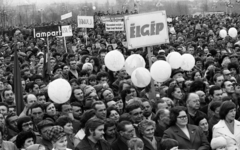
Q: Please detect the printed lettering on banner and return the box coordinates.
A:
[77,16,94,28]
[33,25,62,38]
[124,11,169,49]
[105,22,124,31]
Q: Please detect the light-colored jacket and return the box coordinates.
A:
[213,120,240,150]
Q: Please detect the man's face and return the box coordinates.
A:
[100,53,106,61]
[27,95,37,107]
[41,126,52,140]
[22,121,33,131]
[92,125,104,141]
[187,94,200,110]
[7,115,18,129]
[4,90,14,104]
[215,75,224,86]
[130,107,143,124]
[121,124,135,140]
[212,89,223,102]
[105,125,116,138]
[33,84,40,94]
[223,70,232,80]
[50,59,56,68]
[70,61,77,70]
[99,77,108,84]
[37,95,46,104]
[31,107,44,124]
[142,101,152,117]
[95,104,106,119]
[72,106,82,120]
[224,81,235,94]
[0,105,8,116]
[157,102,168,111]
[62,104,73,114]
[9,107,16,115]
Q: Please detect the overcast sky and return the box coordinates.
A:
[10,0,116,5]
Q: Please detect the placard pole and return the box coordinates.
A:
[63,36,67,53]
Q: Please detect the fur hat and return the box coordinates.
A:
[211,137,227,149]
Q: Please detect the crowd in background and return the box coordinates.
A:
[0,11,239,150]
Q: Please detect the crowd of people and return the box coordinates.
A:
[0,10,239,150]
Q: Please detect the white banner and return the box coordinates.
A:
[105,22,124,31]
[61,12,72,20]
[125,11,169,49]
[61,25,73,37]
[77,16,94,28]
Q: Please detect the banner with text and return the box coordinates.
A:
[33,25,62,38]
[100,14,124,23]
[61,12,73,20]
[124,11,169,49]
[105,22,124,31]
[77,16,94,28]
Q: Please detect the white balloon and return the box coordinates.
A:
[219,29,227,38]
[150,60,172,82]
[92,6,96,10]
[82,63,93,71]
[125,54,146,76]
[167,52,183,69]
[131,67,151,88]
[104,50,125,71]
[228,27,238,38]
[48,79,72,104]
[181,54,195,71]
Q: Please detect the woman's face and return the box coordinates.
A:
[116,99,123,110]
[142,125,155,139]
[172,88,182,100]
[194,72,202,81]
[199,118,209,132]
[176,111,188,127]
[90,59,95,66]
[24,138,34,149]
[127,88,137,98]
[64,123,73,135]
[74,89,84,102]
[37,66,43,74]
[85,57,90,63]
[225,108,236,122]
[54,136,67,150]
[46,103,56,116]
[109,110,120,122]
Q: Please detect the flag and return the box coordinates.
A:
[13,46,24,115]
[156,1,163,7]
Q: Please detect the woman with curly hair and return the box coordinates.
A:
[16,131,36,150]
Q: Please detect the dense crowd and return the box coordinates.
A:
[0,11,239,150]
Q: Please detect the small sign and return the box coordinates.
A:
[105,22,124,31]
[61,12,72,20]
[61,25,73,37]
[77,16,94,28]
[33,25,62,38]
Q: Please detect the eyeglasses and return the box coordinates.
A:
[177,115,187,120]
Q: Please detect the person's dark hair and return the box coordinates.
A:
[191,71,202,81]
[25,82,38,93]
[118,81,131,93]
[85,118,105,136]
[210,101,222,112]
[213,73,223,83]
[96,72,109,81]
[88,74,97,81]
[91,101,105,110]
[219,101,236,120]
[104,119,116,136]
[160,138,179,150]
[57,102,71,112]
[5,113,17,127]
[189,80,206,92]
[16,131,36,149]
[0,102,9,111]
[28,103,44,114]
[89,57,100,67]
[71,101,83,113]
[167,85,180,100]
[2,88,12,99]
[195,115,208,126]
[126,101,142,114]
[169,106,187,127]
[107,107,120,118]
[80,109,95,128]
[56,116,72,127]
[69,79,79,85]
[117,120,132,132]
[70,87,83,103]
[221,80,231,89]
[228,62,239,74]
[209,85,222,96]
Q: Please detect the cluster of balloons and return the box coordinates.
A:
[219,27,238,38]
